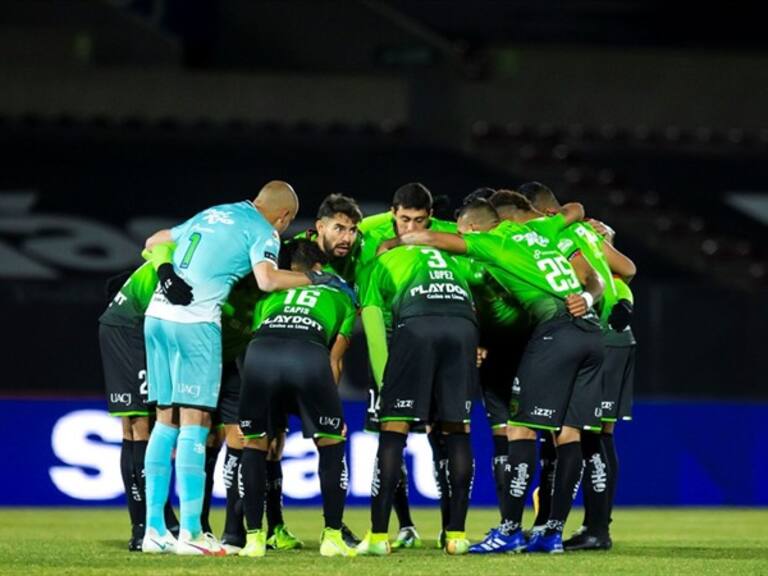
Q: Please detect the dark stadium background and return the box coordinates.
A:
[1,0,766,507]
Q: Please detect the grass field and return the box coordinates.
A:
[1,507,766,575]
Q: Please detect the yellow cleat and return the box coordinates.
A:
[444,531,470,556]
[238,530,267,558]
[319,527,358,557]
[356,531,391,556]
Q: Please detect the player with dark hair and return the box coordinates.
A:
[357,182,459,549]
[398,190,605,554]
[356,230,479,556]
[520,181,636,551]
[238,239,358,558]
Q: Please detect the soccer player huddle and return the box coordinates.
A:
[98,179,637,558]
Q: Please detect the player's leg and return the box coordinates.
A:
[200,428,222,535]
[141,317,179,553]
[294,345,354,557]
[391,461,422,548]
[265,432,303,550]
[532,431,557,532]
[238,337,281,558]
[221,424,245,553]
[216,361,246,552]
[100,322,152,550]
[358,318,433,555]
[528,319,604,554]
[170,321,225,556]
[433,317,478,556]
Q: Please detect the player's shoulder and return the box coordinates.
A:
[429,217,457,233]
[359,211,392,234]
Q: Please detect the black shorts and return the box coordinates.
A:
[380,316,478,425]
[99,323,150,416]
[479,328,528,429]
[213,361,242,427]
[600,344,636,422]
[508,315,604,432]
[239,337,344,440]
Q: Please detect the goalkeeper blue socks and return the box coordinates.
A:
[176,425,209,537]
[145,422,179,535]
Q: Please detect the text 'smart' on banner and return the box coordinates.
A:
[1,399,766,507]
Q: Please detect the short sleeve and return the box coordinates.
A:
[557,227,581,260]
[170,219,191,242]
[249,230,281,269]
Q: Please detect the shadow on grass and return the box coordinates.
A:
[617,545,768,561]
[100,540,128,551]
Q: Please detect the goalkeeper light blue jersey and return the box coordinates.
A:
[146,201,280,325]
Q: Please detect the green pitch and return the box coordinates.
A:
[1,507,766,575]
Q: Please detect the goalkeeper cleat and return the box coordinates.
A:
[266,523,303,550]
[469,527,527,554]
[391,526,423,549]
[526,531,564,554]
[340,523,361,547]
[356,531,391,556]
[444,531,470,556]
[175,530,226,556]
[319,527,358,557]
[141,526,177,554]
[239,530,267,557]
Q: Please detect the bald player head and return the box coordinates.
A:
[517,181,560,215]
[456,199,500,233]
[253,180,299,234]
[489,189,541,223]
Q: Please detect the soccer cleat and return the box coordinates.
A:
[176,530,226,556]
[128,536,143,552]
[141,527,177,554]
[356,531,391,556]
[239,530,267,557]
[563,530,613,551]
[266,523,303,550]
[526,531,564,554]
[468,527,527,554]
[341,523,361,547]
[220,532,245,555]
[532,486,540,518]
[435,529,446,549]
[319,527,358,557]
[391,526,423,549]
[444,531,470,555]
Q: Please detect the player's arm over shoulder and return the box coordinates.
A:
[400,230,468,254]
[603,241,637,282]
[145,229,173,251]
[329,334,351,385]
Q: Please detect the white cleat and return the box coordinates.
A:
[175,530,227,556]
[141,527,177,554]
[222,543,243,555]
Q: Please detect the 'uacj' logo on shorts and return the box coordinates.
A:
[319,416,341,429]
[110,393,132,405]
[180,384,201,398]
[532,406,556,418]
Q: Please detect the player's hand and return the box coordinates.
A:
[566,293,589,317]
[157,263,194,305]
[401,231,433,246]
[377,237,401,255]
[476,347,488,368]
[587,218,616,242]
[609,298,633,332]
[306,271,359,306]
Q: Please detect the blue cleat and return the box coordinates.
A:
[526,530,564,554]
[468,527,527,554]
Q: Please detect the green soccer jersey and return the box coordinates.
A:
[291,230,361,285]
[252,284,357,347]
[221,277,262,363]
[360,244,476,324]
[463,215,584,325]
[556,221,618,330]
[99,261,158,329]
[606,277,637,346]
[471,265,530,335]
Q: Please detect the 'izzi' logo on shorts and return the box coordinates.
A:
[319,416,341,429]
[601,401,615,410]
[532,406,556,418]
[180,384,201,398]
[395,399,414,409]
